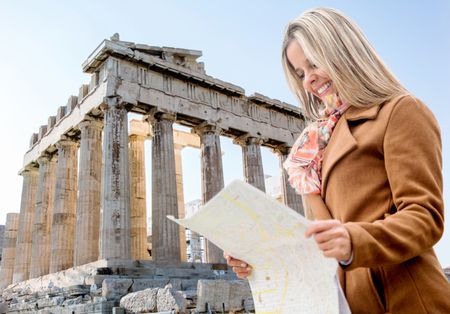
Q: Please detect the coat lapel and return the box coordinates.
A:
[321,117,357,197]
[320,103,383,197]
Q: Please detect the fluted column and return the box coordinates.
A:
[49,137,79,273]
[149,112,181,264]
[174,143,187,262]
[195,123,226,264]
[129,133,149,260]
[74,117,103,266]
[30,153,57,278]
[0,213,19,288]
[12,164,38,283]
[235,136,266,192]
[100,97,131,260]
[275,146,304,215]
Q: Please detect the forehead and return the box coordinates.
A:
[286,41,309,70]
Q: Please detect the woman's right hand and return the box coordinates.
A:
[224,252,252,279]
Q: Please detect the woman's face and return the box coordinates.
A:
[286,41,336,100]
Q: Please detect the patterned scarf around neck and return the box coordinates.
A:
[283,94,350,195]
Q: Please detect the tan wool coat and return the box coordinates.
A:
[319,94,450,313]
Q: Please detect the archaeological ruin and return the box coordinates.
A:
[0,35,307,313]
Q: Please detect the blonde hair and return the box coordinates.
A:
[282,7,408,119]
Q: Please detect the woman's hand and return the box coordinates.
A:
[305,220,352,263]
[224,252,252,279]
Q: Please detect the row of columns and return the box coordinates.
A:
[0,99,303,289]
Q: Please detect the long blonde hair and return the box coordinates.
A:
[282,8,407,119]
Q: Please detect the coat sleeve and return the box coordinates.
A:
[343,95,444,270]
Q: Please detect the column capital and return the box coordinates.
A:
[36,152,56,166]
[193,121,222,136]
[129,133,147,142]
[101,95,122,109]
[56,135,80,149]
[19,163,39,176]
[233,134,265,147]
[145,108,177,124]
[79,115,104,131]
[272,144,291,156]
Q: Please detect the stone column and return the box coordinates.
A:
[275,146,304,215]
[30,153,57,278]
[129,133,149,260]
[12,164,38,283]
[174,143,187,262]
[235,136,266,192]
[74,117,103,266]
[100,97,131,260]
[49,137,79,273]
[149,112,181,264]
[0,213,19,289]
[195,123,226,264]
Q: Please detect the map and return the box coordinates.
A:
[168,180,350,314]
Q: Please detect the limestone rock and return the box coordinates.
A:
[156,284,187,313]
[196,279,253,312]
[102,278,133,300]
[119,288,158,313]
[62,295,83,306]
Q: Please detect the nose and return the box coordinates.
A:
[303,70,317,91]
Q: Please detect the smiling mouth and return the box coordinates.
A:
[316,82,332,97]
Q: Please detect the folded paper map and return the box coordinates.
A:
[168,180,350,314]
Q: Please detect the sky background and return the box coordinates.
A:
[0,1,449,266]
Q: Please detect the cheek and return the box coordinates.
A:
[302,81,315,96]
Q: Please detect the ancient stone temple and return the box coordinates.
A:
[0,35,306,313]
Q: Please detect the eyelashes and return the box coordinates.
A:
[296,62,318,81]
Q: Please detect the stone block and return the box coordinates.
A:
[156,284,187,313]
[29,133,38,148]
[78,84,89,100]
[62,295,82,306]
[48,116,56,129]
[56,106,66,122]
[130,279,170,292]
[101,278,133,300]
[65,95,78,113]
[63,284,90,297]
[119,287,158,313]
[0,302,7,314]
[112,307,125,314]
[196,279,253,312]
[37,296,64,308]
[89,72,99,92]
[38,125,48,140]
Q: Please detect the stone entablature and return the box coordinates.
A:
[23,37,305,169]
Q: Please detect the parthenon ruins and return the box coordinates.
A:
[0,35,306,313]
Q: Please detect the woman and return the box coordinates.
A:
[226,7,450,313]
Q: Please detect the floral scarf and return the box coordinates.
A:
[283,94,350,195]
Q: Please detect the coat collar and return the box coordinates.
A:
[344,103,382,121]
[320,95,409,198]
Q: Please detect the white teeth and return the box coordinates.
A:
[317,82,331,94]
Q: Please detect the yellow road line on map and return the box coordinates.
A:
[222,193,259,220]
[254,288,276,295]
[221,193,268,241]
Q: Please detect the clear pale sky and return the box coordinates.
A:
[0,1,449,267]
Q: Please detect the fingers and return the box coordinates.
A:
[305,220,352,262]
[313,225,349,244]
[304,220,341,238]
[224,252,252,279]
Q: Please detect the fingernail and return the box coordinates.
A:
[241,263,247,267]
